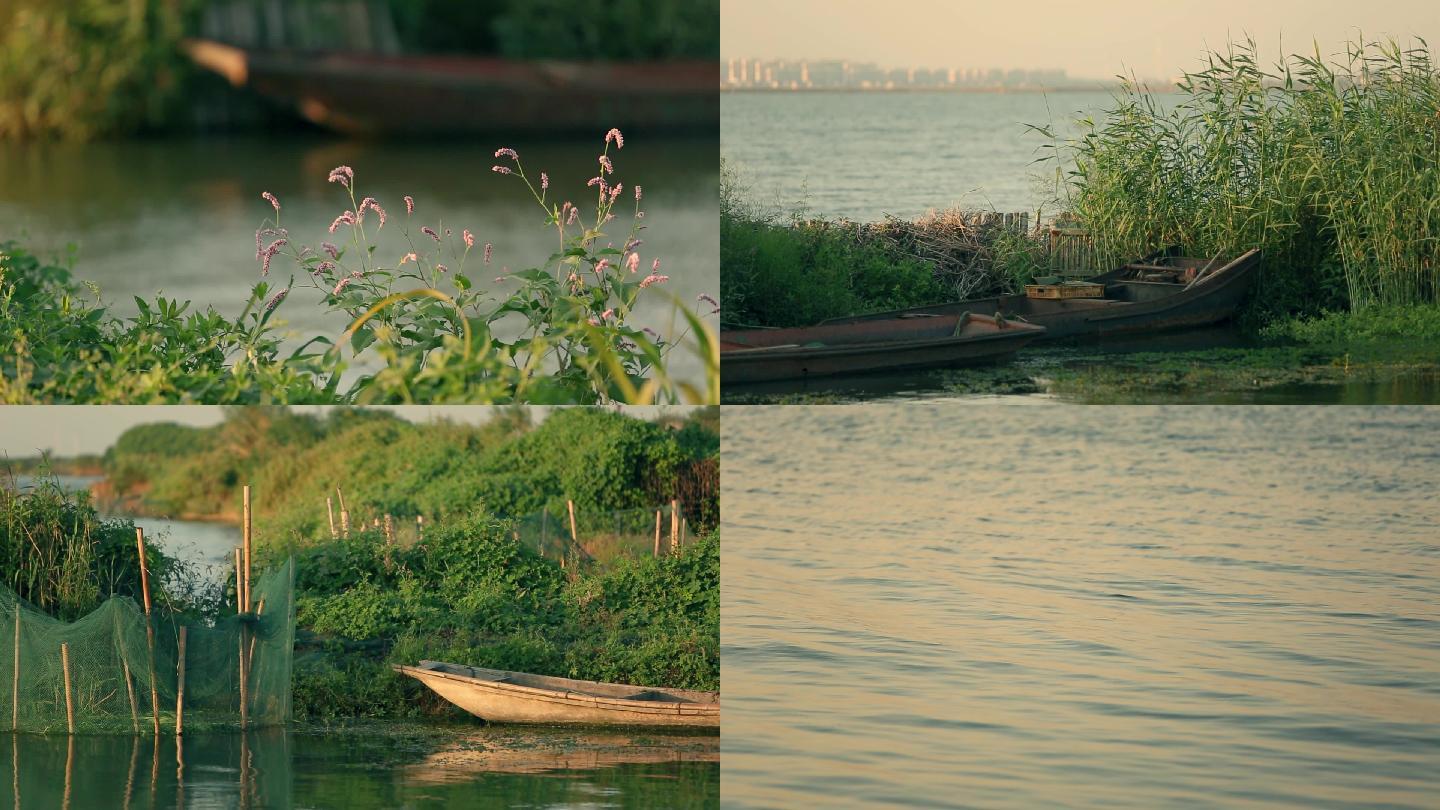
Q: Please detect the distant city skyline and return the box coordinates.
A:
[722,57,1139,92]
[722,0,1438,82]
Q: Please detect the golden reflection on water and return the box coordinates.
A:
[722,405,1440,808]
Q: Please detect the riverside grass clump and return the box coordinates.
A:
[720,165,1045,328]
[1,132,718,404]
[1037,36,1440,323]
[0,469,208,622]
[273,515,718,719]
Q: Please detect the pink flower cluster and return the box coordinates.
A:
[327,166,354,188]
[358,197,387,228]
[605,128,624,149]
[259,238,287,276]
[261,191,280,213]
[329,211,356,234]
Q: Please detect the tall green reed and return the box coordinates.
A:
[1039,37,1440,320]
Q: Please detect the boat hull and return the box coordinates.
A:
[824,249,1262,341]
[721,313,1045,384]
[395,662,720,728]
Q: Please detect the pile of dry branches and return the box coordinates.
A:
[861,209,1039,300]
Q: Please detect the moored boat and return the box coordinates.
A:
[183,38,717,136]
[822,248,1262,340]
[393,660,720,728]
[721,311,1046,384]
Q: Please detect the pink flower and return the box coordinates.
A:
[598,155,614,175]
[540,172,549,191]
[494,276,506,283]
[652,258,661,272]
[609,183,623,203]
[494,147,518,160]
[594,258,611,274]
[436,264,448,273]
[463,229,475,249]
[484,243,493,264]
[322,242,340,259]
[316,261,336,273]
[635,185,642,202]
[421,226,440,241]
[624,238,643,252]
[259,238,287,275]
[625,252,640,273]
[601,308,614,320]
[405,196,415,215]
[327,166,354,188]
[566,207,580,225]
[586,177,602,187]
[358,197,387,228]
[333,273,360,295]
[329,211,356,233]
[492,166,512,175]
[697,293,720,314]
[264,287,289,312]
[400,253,418,265]
[640,274,668,288]
[587,317,601,326]
[605,128,624,149]
[262,191,280,212]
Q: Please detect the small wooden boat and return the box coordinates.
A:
[393,660,719,728]
[822,248,1262,341]
[183,38,717,136]
[721,311,1046,384]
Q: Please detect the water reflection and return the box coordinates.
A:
[3,728,718,809]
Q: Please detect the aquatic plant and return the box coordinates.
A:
[0,133,718,404]
[1036,36,1440,321]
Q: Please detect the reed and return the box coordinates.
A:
[1040,36,1440,320]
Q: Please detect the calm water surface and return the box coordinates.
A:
[721,91,1138,220]
[1,729,718,808]
[0,135,718,388]
[722,406,1440,808]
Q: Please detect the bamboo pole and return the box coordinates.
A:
[340,510,350,539]
[123,659,139,733]
[246,600,265,674]
[242,485,252,611]
[175,627,187,735]
[567,500,579,546]
[12,603,19,731]
[137,528,160,735]
[326,497,336,539]
[62,735,73,810]
[654,510,662,557]
[235,549,248,731]
[670,500,680,554]
[61,643,74,734]
[123,735,137,810]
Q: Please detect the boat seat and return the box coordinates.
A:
[623,689,689,703]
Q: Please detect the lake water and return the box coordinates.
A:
[721,90,1133,221]
[1,728,718,809]
[722,406,1440,808]
[0,135,719,390]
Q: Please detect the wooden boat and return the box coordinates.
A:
[393,660,720,728]
[721,312,1046,384]
[822,249,1262,340]
[183,38,717,136]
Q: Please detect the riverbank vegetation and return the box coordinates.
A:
[2,134,719,404]
[724,37,1440,357]
[3,405,719,720]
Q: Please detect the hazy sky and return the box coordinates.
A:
[0,406,698,457]
[722,0,1439,79]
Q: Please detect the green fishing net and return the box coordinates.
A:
[0,559,294,734]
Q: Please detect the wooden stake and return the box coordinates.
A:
[246,600,265,674]
[235,549,248,731]
[137,528,160,736]
[567,500,579,545]
[340,510,350,539]
[175,627,187,735]
[11,603,19,731]
[416,515,424,540]
[60,642,74,734]
[62,735,73,810]
[384,514,394,545]
[670,500,680,554]
[123,659,138,734]
[326,497,336,539]
[654,510,662,557]
[242,485,252,611]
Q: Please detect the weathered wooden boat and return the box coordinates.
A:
[183,38,717,136]
[721,312,1046,384]
[393,660,720,728]
[822,249,1262,340]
